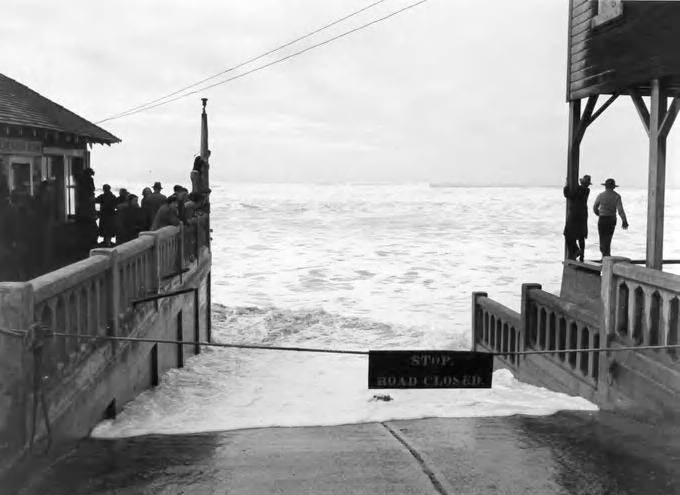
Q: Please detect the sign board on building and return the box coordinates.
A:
[368,350,493,389]
[0,138,42,154]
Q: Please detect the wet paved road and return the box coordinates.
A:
[13,411,680,494]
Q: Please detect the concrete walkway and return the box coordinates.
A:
[14,411,680,495]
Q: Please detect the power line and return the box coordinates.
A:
[96,0,429,124]
[99,0,392,122]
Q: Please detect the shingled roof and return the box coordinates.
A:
[0,73,120,145]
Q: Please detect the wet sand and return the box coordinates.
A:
[13,411,680,495]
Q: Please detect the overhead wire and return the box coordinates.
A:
[95,0,430,124]
[99,0,392,122]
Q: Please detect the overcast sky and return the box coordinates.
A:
[2,0,678,187]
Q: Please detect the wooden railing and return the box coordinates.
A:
[525,286,600,387]
[603,258,680,360]
[472,292,521,368]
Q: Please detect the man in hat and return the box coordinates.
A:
[563,174,592,261]
[593,178,628,259]
[95,184,117,247]
[142,181,166,222]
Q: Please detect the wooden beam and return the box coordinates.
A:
[575,95,598,143]
[567,99,582,189]
[630,90,650,135]
[659,96,680,139]
[646,79,667,270]
[565,99,582,260]
[589,94,618,125]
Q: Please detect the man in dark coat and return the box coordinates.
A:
[563,174,591,262]
[140,187,153,230]
[117,195,146,243]
[95,184,117,247]
[75,168,96,219]
[142,181,166,222]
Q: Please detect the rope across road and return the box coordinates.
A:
[4,327,680,357]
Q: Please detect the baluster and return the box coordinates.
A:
[587,327,595,380]
[575,323,583,374]
[502,323,509,356]
[86,282,93,340]
[627,283,637,341]
[75,290,82,352]
[660,294,672,347]
[60,294,70,366]
[95,276,102,335]
[534,304,540,347]
[615,280,627,336]
[642,287,652,345]
[48,299,58,376]
[496,318,502,352]
[564,319,576,368]
[137,256,143,297]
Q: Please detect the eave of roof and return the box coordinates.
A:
[0,73,121,145]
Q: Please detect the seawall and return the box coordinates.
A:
[0,216,211,486]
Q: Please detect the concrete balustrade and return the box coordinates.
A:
[526,287,600,387]
[604,259,680,356]
[473,258,680,416]
[471,292,521,368]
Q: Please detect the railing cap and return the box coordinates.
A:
[31,255,110,303]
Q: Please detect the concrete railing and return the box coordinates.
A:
[156,225,182,279]
[602,257,680,359]
[472,283,600,387]
[0,217,211,378]
[525,285,600,388]
[32,255,112,371]
[471,292,521,369]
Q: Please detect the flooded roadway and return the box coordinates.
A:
[16,411,680,495]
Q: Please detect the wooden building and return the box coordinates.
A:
[472,1,680,420]
[566,0,680,269]
[0,73,120,279]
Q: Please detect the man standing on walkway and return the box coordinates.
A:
[142,182,166,222]
[563,174,591,261]
[95,184,117,247]
[593,178,628,259]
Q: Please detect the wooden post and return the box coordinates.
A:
[471,292,487,351]
[566,99,582,190]
[646,79,667,270]
[200,98,210,213]
[565,100,582,259]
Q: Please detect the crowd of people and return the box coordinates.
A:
[94,180,207,247]
[0,155,210,281]
[564,175,629,262]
